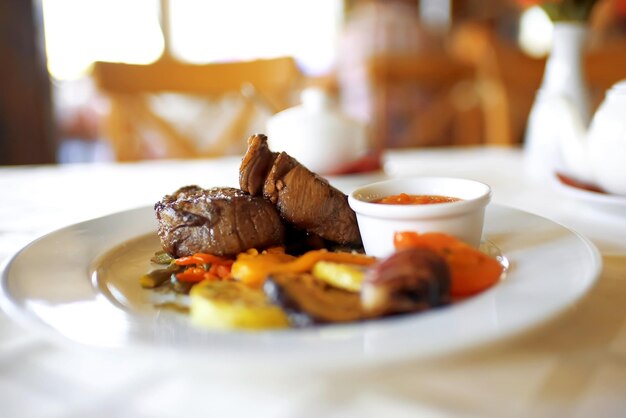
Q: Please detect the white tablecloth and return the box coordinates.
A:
[1,147,625,418]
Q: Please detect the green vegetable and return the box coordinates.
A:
[139,263,182,288]
[150,250,174,265]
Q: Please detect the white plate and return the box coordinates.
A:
[0,204,601,370]
[553,175,626,215]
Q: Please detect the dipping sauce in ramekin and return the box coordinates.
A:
[374,193,461,205]
[348,177,491,258]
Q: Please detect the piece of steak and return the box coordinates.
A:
[155,185,285,257]
[239,134,362,247]
[239,134,278,196]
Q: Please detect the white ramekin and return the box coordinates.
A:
[348,177,492,258]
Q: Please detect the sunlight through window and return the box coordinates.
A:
[42,0,164,80]
[169,0,343,75]
[42,0,343,80]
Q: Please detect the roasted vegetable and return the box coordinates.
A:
[189,280,289,330]
[230,250,296,287]
[312,261,365,292]
[139,263,183,289]
[150,250,175,265]
[361,248,450,316]
[393,231,503,297]
[263,273,365,327]
[173,252,234,283]
[232,249,375,288]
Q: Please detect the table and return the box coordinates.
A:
[1,147,625,417]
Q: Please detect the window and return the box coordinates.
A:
[42,0,164,80]
[42,0,344,80]
[170,0,343,75]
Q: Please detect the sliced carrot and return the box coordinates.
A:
[214,264,231,279]
[174,253,234,282]
[206,263,232,279]
[175,253,233,267]
[202,271,220,281]
[176,267,208,283]
[394,231,503,297]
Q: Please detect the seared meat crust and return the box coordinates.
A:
[239,134,278,196]
[155,186,284,257]
[240,135,362,247]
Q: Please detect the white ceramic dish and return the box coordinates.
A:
[349,177,491,257]
[0,204,601,370]
[267,87,367,175]
[553,175,626,215]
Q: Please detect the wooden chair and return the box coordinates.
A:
[451,23,626,146]
[367,52,481,150]
[91,56,303,161]
[451,24,545,146]
[586,38,626,105]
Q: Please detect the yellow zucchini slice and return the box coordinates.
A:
[312,261,366,292]
[189,280,288,330]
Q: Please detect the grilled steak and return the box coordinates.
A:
[155,185,284,257]
[239,134,278,196]
[240,134,362,247]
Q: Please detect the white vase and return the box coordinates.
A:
[523,22,591,181]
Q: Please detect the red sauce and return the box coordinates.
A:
[374,193,461,205]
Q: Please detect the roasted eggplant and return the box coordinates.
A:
[263,273,365,327]
[361,248,451,316]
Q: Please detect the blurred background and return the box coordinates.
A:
[1,0,625,165]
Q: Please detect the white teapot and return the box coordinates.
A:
[266,87,367,174]
[558,79,626,195]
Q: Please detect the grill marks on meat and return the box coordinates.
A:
[240,134,362,247]
[272,162,361,245]
[155,186,284,258]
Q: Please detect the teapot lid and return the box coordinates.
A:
[300,87,333,110]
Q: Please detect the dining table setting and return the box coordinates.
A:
[1,144,626,418]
